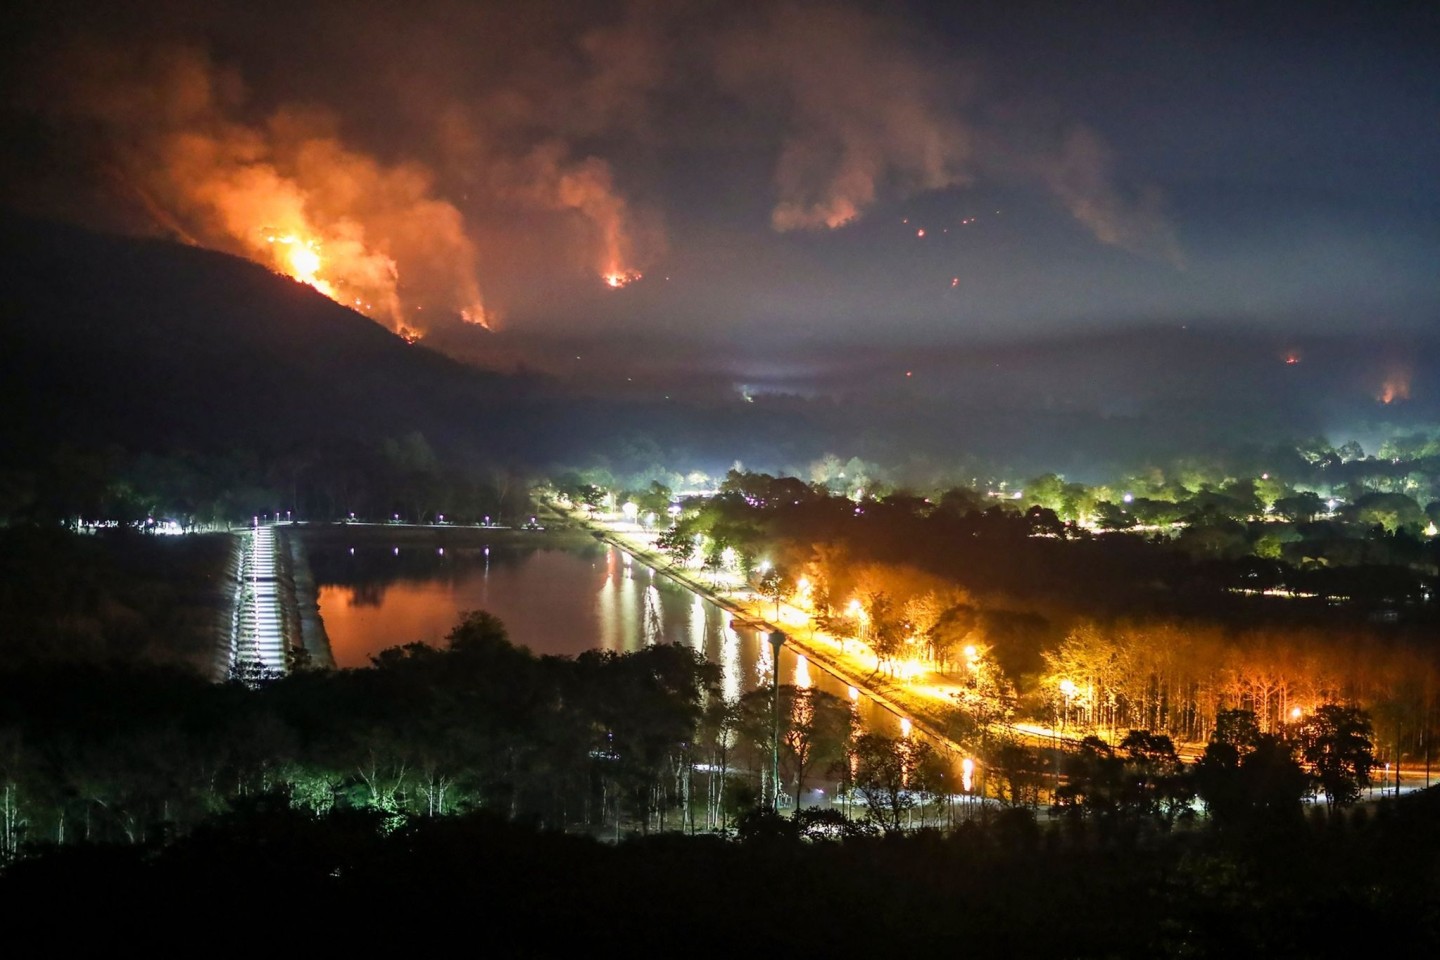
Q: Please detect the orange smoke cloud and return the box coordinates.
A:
[492,140,658,288]
[32,42,487,334]
[717,4,1180,262]
[555,155,644,284]
[719,6,973,233]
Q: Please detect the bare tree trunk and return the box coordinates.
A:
[1,783,17,859]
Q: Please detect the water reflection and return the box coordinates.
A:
[307,530,908,738]
[643,584,663,646]
[794,654,812,690]
[755,631,774,688]
[717,603,741,702]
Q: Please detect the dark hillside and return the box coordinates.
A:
[0,213,554,464]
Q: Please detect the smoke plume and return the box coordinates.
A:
[26,41,487,334]
[716,5,974,232]
[1036,127,1184,265]
[4,0,1185,343]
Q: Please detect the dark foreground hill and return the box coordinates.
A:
[0,213,559,465]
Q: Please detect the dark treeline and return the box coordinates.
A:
[4,771,1439,952]
[0,436,539,529]
[0,613,724,855]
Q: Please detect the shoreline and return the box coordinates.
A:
[560,506,974,759]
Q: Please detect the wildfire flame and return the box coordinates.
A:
[1379,373,1411,404]
[603,270,641,289]
[266,233,335,299]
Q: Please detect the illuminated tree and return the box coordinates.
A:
[1022,473,1067,513]
[654,524,697,566]
[757,566,794,620]
[862,592,905,672]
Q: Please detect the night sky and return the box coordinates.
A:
[3,0,1437,404]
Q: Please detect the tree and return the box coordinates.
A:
[927,601,978,669]
[1119,729,1193,827]
[1194,712,1310,830]
[988,737,1046,810]
[1274,491,1325,523]
[1299,704,1376,808]
[1023,474,1067,513]
[757,567,794,620]
[862,592,905,672]
[1346,492,1426,534]
[635,481,672,518]
[739,686,855,811]
[780,688,854,811]
[848,733,934,832]
[654,524,697,567]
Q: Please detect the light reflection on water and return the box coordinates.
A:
[309,532,906,737]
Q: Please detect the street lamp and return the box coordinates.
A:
[768,630,787,812]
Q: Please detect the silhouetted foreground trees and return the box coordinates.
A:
[1,607,1436,951]
[4,783,1438,952]
[0,612,723,854]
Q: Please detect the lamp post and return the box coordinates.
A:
[768,630,787,812]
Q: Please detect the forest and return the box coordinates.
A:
[583,462,1440,773]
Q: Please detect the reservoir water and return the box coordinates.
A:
[303,524,908,740]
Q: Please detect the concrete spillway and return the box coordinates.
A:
[223,523,333,683]
[227,524,289,683]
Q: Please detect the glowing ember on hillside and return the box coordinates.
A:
[604,270,641,289]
